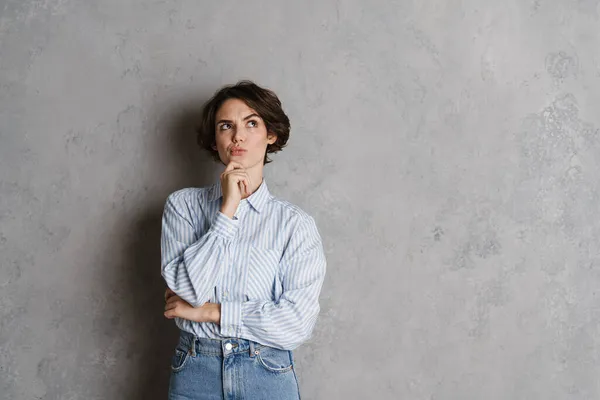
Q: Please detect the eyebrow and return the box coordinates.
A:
[216,113,261,125]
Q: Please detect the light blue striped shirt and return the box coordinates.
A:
[161,177,327,350]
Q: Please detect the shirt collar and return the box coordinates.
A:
[208,176,271,213]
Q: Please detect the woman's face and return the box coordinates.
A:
[213,98,277,168]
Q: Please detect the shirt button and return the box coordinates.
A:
[225,343,233,351]
[223,291,229,297]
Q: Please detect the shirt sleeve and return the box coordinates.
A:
[161,191,239,307]
[219,215,327,350]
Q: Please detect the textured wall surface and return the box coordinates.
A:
[1,1,600,399]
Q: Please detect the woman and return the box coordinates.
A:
[160,80,327,400]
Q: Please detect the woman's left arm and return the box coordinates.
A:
[219,216,327,351]
[163,287,221,323]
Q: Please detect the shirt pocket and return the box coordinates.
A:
[245,245,282,301]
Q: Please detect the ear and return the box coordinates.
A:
[267,132,277,145]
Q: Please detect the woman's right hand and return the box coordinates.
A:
[220,161,251,218]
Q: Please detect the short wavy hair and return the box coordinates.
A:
[197,80,290,165]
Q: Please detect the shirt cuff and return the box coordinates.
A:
[210,211,239,240]
[219,300,242,337]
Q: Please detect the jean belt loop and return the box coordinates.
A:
[191,335,197,357]
[249,340,255,357]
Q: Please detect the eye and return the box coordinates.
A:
[248,120,258,128]
[219,123,232,130]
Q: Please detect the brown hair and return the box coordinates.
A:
[197,80,291,165]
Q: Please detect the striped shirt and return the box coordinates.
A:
[160,177,327,350]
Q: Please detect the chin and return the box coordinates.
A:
[223,157,244,167]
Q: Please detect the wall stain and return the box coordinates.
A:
[512,93,599,232]
[545,50,580,83]
[451,228,502,270]
[433,226,444,242]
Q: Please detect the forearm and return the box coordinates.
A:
[164,288,222,324]
[200,302,222,325]
[221,297,320,350]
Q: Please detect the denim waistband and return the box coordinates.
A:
[177,329,270,358]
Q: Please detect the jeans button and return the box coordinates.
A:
[225,343,233,351]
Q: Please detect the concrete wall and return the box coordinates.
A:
[1,1,599,399]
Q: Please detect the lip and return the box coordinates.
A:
[230,148,246,155]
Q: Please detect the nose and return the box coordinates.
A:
[232,126,247,142]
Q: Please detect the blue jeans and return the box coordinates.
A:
[168,330,302,400]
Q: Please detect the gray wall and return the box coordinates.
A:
[1,1,599,399]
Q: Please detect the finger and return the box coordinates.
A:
[225,170,249,180]
[224,161,244,172]
[221,170,247,185]
[166,295,181,304]
[229,160,244,169]
[165,302,177,311]
[164,310,175,319]
[243,174,252,191]
[224,166,247,178]
[165,299,179,307]
[227,171,251,188]
[223,162,236,172]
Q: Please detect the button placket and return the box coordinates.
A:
[221,242,232,301]
[227,203,247,301]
